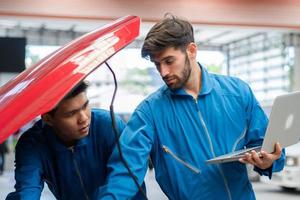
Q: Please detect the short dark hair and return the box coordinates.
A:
[141,14,194,60]
[47,81,89,115]
[64,81,89,100]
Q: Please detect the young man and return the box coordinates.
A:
[6,81,143,200]
[99,16,285,199]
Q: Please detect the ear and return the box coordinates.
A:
[186,42,197,60]
[41,113,54,126]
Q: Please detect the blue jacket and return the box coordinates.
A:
[6,109,143,200]
[99,65,285,200]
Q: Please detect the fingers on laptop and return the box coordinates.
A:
[239,143,282,168]
[238,152,256,165]
[238,151,264,166]
[251,150,264,165]
[274,142,282,157]
[260,142,282,160]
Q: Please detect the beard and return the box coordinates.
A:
[164,54,192,91]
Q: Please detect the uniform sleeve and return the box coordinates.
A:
[98,107,155,199]
[6,133,44,200]
[243,83,285,178]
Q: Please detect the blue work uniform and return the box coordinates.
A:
[99,64,285,200]
[6,109,144,200]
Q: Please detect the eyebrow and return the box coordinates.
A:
[63,100,89,115]
[152,56,174,63]
[161,56,173,61]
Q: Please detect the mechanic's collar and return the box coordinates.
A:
[169,63,214,97]
[45,123,89,151]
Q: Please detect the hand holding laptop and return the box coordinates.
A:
[238,143,282,169]
[206,91,300,165]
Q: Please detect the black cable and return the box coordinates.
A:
[105,62,148,200]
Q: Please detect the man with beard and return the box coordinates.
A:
[99,15,285,200]
[6,81,144,200]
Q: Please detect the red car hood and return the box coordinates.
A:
[0,15,140,143]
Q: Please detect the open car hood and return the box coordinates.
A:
[0,15,140,143]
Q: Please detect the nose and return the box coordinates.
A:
[78,110,89,124]
[160,64,169,78]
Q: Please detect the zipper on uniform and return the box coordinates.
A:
[162,145,200,174]
[70,147,90,200]
[194,98,232,200]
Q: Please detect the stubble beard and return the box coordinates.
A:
[167,55,192,91]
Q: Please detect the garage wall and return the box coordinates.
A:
[1,0,300,29]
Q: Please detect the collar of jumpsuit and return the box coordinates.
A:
[168,63,214,97]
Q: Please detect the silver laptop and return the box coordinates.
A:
[206,91,300,164]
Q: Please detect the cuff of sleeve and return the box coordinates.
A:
[254,164,273,179]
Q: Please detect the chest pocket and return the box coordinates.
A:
[162,145,201,174]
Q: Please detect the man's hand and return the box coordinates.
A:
[239,143,282,169]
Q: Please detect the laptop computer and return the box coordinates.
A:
[206,91,300,164]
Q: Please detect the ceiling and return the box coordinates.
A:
[1,0,300,49]
[0,15,298,50]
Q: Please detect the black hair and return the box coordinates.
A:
[47,81,89,115]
